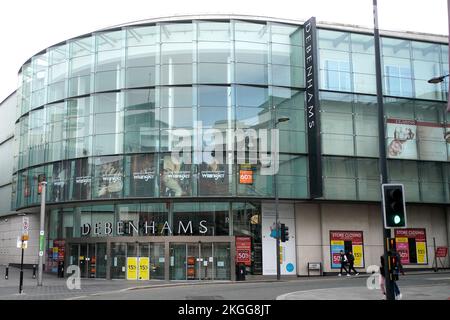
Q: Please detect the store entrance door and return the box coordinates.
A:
[169,242,230,280]
[67,243,107,278]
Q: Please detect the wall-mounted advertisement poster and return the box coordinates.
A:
[330,231,364,269]
[51,161,70,202]
[394,228,428,265]
[73,158,91,200]
[129,154,156,197]
[160,155,191,197]
[387,118,447,161]
[199,151,229,196]
[235,236,252,267]
[386,119,417,159]
[95,156,123,198]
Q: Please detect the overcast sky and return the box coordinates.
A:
[0,0,448,102]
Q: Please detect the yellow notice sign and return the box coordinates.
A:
[331,240,344,246]
[139,257,150,280]
[416,242,427,264]
[127,257,138,280]
[352,245,364,268]
[396,237,408,243]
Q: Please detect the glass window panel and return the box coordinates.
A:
[96,31,124,51]
[70,37,94,58]
[415,101,445,123]
[197,63,230,84]
[382,38,411,58]
[67,136,92,158]
[237,164,272,197]
[272,87,304,109]
[160,107,194,128]
[198,41,231,63]
[324,177,356,200]
[93,133,123,156]
[49,45,68,65]
[93,92,122,113]
[384,98,414,120]
[127,26,157,46]
[279,130,306,153]
[271,43,303,66]
[351,34,374,54]
[271,23,302,46]
[125,66,156,88]
[124,130,159,153]
[352,53,375,74]
[160,23,193,42]
[198,107,228,128]
[197,22,230,41]
[322,133,354,156]
[94,70,122,92]
[160,87,193,108]
[275,108,305,132]
[278,175,308,198]
[413,60,440,80]
[412,42,440,61]
[68,75,91,97]
[323,156,356,178]
[67,96,91,117]
[70,55,92,77]
[161,64,192,85]
[235,41,267,64]
[236,85,269,108]
[320,91,352,113]
[198,85,230,107]
[94,112,124,134]
[414,80,444,100]
[161,43,193,64]
[235,107,270,129]
[271,65,303,87]
[47,81,66,103]
[235,21,268,43]
[318,30,350,52]
[48,62,67,84]
[126,46,156,67]
[235,63,268,85]
[96,49,122,72]
[353,73,376,94]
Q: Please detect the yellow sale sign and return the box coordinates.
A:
[352,245,364,268]
[139,257,150,280]
[126,257,138,280]
[416,242,427,264]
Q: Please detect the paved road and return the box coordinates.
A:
[1,265,449,300]
[71,272,450,300]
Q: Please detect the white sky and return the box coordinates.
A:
[0,0,448,102]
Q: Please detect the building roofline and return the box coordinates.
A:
[0,90,17,107]
[17,13,449,73]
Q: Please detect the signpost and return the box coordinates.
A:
[19,216,29,294]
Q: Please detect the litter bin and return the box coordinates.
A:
[236,263,246,281]
[57,261,64,278]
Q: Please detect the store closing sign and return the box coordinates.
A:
[235,236,252,266]
[330,231,364,268]
[395,228,428,265]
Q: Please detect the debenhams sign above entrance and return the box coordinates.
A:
[81,220,209,236]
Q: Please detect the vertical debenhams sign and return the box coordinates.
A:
[304,17,323,198]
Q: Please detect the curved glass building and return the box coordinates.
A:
[9,15,450,280]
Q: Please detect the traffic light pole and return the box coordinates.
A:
[373,0,396,300]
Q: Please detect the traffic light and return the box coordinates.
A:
[37,174,46,194]
[280,223,289,242]
[382,184,407,228]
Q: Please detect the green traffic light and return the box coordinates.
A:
[393,215,401,224]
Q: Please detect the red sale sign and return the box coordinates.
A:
[235,236,252,266]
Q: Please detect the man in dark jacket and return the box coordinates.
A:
[338,250,348,276]
[347,251,359,276]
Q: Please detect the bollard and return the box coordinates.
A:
[5,265,8,280]
[32,265,36,279]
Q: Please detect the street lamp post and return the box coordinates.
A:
[273,113,290,281]
[427,74,449,84]
[37,181,46,286]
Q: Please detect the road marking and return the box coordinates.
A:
[424,277,450,281]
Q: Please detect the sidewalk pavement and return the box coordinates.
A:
[276,284,450,300]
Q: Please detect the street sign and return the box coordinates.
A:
[16,237,28,249]
[22,217,29,235]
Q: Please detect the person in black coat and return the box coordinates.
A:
[338,250,348,276]
[347,251,359,276]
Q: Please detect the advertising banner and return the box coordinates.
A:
[130,154,156,197]
[126,257,138,280]
[387,119,448,161]
[138,257,150,280]
[95,156,123,198]
[436,247,448,258]
[235,236,252,266]
[394,228,428,265]
[160,155,191,197]
[262,203,296,275]
[52,161,70,202]
[330,231,364,268]
[199,151,229,195]
[73,157,91,200]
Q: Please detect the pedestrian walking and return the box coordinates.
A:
[347,251,359,276]
[379,255,386,299]
[338,250,349,276]
[390,249,404,300]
